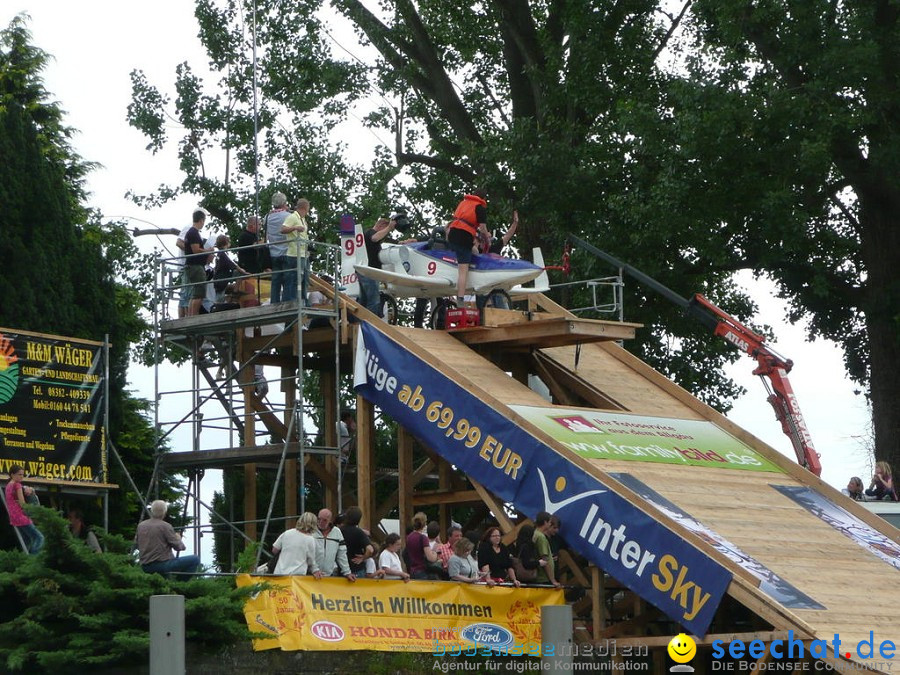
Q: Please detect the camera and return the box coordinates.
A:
[390,211,411,233]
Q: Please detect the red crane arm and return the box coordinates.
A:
[692,295,822,476]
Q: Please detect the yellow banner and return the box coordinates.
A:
[237,575,564,654]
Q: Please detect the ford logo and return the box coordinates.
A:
[310,621,345,642]
[459,623,514,649]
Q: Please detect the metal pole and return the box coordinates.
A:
[541,604,573,672]
[103,333,110,532]
[333,244,343,514]
[251,0,260,219]
[149,595,185,675]
[297,250,306,514]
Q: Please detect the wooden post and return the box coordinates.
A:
[591,565,606,642]
[510,357,529,386]
[356,394,374,531]
[240,363,257,542]
[322,370,338,513]
[284,379,297,529]
[398,426,413,540]
[438,458,451,534]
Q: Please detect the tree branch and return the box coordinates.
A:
[396,152,476,183]
[393,0,482,144]
[492,0,547,120]
[475,72,512,128]
[651,0,693,63]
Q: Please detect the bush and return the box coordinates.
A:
[0,507,261,673]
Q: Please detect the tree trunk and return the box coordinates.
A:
[860,197,900,470]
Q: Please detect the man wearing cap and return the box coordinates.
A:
[359,216,397,316]
[265,192,291,303]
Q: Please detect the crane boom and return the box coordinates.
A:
[568,235,822,476]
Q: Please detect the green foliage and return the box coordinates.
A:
[0,16,178,544]
[0,508,258,673]
[651,0,900,463]
[127,0,752,413]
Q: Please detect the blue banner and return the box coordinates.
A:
[354,323,732,634]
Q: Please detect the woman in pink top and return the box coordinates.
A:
[5,464,44,554]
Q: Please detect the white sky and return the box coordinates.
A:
[4,3,874,556]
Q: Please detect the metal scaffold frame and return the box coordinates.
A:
[144,239,347,570]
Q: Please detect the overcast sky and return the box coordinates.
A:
[4,3,873,511]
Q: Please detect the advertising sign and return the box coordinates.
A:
[0,328,105,483]
[237,575,562,653]
[611,473,824,609]
[772,485,900,572]
[353,324,732,634]
[510,404,783,473]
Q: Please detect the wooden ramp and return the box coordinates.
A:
[534,338,900,662]
[357,314,900,671]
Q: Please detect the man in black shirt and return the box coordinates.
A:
[359,216,397,316]
[184,210,213,316]
[236,216,262,273]
[340,506,374,575]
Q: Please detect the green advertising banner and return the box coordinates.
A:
[510,404,784,473]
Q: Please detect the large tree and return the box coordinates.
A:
[0,16,177,539]
[129,0,752,412]
[644,0,898,466]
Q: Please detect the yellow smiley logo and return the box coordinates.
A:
[667,633,696,663]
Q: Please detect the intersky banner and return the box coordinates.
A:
[510,404,783,473]
[0,329,105,484]
[354,323,732,634]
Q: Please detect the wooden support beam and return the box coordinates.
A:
[558,549,590,587]
[596,609,659,640]
[357,393,374,531]
[413,489,482,506]
[469,478,515,532]
[397,426,414,538]
[592,566,605,641]
[247,391,289,441]
[284,384,297,528]
[243,463,257,542]
[531,353,579,406]
[240,365,257,541]
[532,350,626,410]
[322,370,338,512]
[438,458,451,533]
[304,455,337,493]
[374,458,436,524]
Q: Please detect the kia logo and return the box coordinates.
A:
[311,621,345,642]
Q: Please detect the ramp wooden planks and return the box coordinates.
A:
[376,316,899,670]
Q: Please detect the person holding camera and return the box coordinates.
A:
[359,215,398,317]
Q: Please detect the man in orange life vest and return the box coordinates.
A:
[446,189,489,307]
